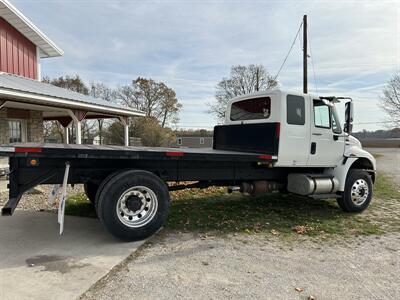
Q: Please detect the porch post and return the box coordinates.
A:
[76,121,82,144]
[68,110,87,145]
[119,116,129,147]
[124,124,129,147]
[64,126,69,144]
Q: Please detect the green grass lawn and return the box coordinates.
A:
[65,173,400,238]
[65,192,97,218]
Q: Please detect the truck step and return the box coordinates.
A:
[308,194,340,199]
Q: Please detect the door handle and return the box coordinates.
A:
[312,133,322,136]
[311,142,316,154]
[333,135,339,141]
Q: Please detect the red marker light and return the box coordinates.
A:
[15,147,42,153]
[166,151,184,157]
[258,154,272,160]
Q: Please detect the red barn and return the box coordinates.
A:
[0,0,143,148]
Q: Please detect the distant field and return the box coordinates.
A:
[360,139,400,148]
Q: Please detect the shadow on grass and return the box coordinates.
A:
[65,193,97,219]
[166,191,381,237]
[65,183,388,238]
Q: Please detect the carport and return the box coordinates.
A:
[0,72,145,145]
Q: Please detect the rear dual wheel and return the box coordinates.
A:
[96,170,170,241]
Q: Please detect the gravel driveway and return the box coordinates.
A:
[82,233,400,300]
[368,147,400,186]
[82,149,400,300]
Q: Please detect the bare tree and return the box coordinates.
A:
[89,83,116,144]
[43,75,93,141]
[381,72,400,126]
[209,64,278,121]
[43,75,89,95]
[116,77,182,127]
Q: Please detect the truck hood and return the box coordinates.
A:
[345,135,376,170]
[347,135,362,148]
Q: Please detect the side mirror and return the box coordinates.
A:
[344,101,354,134]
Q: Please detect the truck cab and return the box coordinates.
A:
[223,89,376,197]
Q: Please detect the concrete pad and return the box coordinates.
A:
[0,211,144,300]
[0,180,7,193]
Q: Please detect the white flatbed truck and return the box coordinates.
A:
[0,90,376,241]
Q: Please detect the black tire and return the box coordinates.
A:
[84,182,99,205]
[97,170,170,241]
[337,169,373,212]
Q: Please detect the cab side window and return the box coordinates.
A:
[230,97,271,121]
[313,100,331,128]
[287,95,305,125]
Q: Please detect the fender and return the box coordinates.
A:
[327,146,376,192]
[344,145,376,168]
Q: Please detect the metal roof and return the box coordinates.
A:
[0,0,63,58]
[0,72,145,117]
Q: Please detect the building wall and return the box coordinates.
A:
[0,107,9,144]
[0,107,43,144]
[0,17,38,80]
[27,110,43,142]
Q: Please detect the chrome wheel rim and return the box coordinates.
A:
[116,186,158,228]
[351,179,369,206]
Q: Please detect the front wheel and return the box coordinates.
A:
[97,170,170,241]
[337,169,373,212]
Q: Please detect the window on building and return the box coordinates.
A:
[177,138,182,145]
[287,95,305,125]
[313,100,331,128]
[200,137,205,145]
[230,97,271,121]
[8,120,24,143]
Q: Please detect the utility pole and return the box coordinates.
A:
[303,15,308,94]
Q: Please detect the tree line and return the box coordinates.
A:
[43,64,279,146]
[43,75,182,146]
[43,64,400,147]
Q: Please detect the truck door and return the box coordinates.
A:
[279,94,310,166]
[308,99,345,166]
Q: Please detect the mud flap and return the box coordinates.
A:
[58,162,70,235]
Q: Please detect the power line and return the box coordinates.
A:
[308,25,318,95]
[273,21,303,82]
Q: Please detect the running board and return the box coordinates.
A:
[309,194,340,199]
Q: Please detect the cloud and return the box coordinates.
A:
[14,0,400,130]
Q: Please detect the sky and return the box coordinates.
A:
[12,0,400,131]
